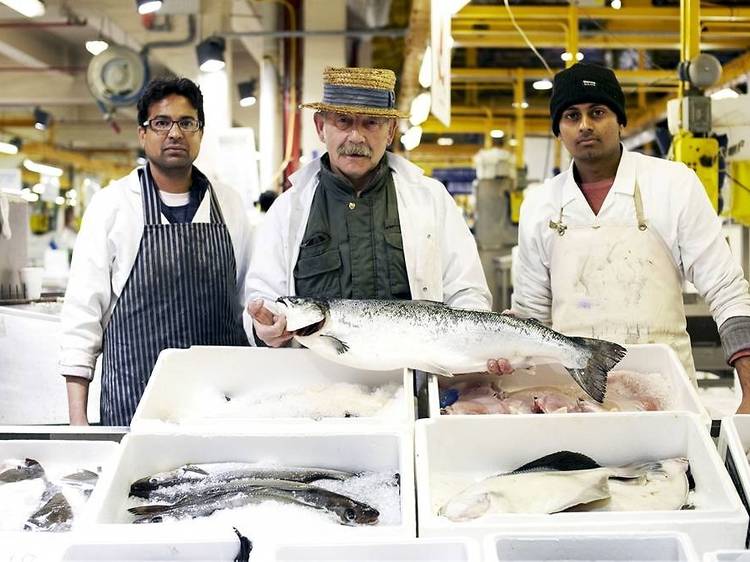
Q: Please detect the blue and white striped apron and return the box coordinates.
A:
[99,167,248,425]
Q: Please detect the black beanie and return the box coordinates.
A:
[549,63,627,136]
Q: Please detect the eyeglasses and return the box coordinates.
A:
[141,117,203,133]
[324,112,390,133]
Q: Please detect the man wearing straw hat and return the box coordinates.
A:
[245,66,491,348]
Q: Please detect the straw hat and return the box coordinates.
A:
[300,66,408,119]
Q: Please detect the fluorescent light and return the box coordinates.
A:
[577,52,584,61]
[611,0,622,9]
[512,101,529,109]
[23,159,63,177]
[418,46,432,88]
[711,88,739,100]
[31,183,45,194]
[509,138,518,147]
[409,92,432,126]
[86,40,109,56]
[561,51,583,62]
[55,196,65,205]
[533,79,553,91]
[490,129,505,139]
[21,191,39,202]
[437,137,454,146]
[240,95,257,107]
[0,141,18,155]
[0,0,45,18]
[400,126,423,151]
[136,0,162,15]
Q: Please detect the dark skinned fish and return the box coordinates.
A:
[24,486,73,532]
[277,297,627,402]
[0,458,45,484]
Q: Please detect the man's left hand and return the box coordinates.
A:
[487,358,514,375]
[735,356,750,414]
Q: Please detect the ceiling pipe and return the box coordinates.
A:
[219,27,407,38]
[141,14,196,56]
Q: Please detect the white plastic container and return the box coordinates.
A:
[273,537,482,562]
[0,439,119,562]
[717,415,750,547]
[704,551,750,562]
[415,413,747,555]
[427,344,709,425]
[84,429,415,559]
[130,346,412,430]
[484,531,700,561]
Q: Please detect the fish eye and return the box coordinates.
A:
[344,508,356,521]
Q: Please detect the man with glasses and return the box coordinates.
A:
[60,77,251,425]
[246,67,491,350]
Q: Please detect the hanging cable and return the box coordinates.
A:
[503,0,554,76]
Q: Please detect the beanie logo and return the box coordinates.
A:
[582,80,597,86]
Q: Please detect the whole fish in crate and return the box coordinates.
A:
[277,297,627,402]
[0,458,45,484]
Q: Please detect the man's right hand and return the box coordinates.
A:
[247,299,294,347]
[488,309,517,375]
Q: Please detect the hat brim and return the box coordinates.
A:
[300,102,408,119]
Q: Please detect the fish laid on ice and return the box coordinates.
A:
[24,486,73,532]
[277,297,626,402]
[129,478,379,526]
[130,463,356,499]
[0,458,45,484]
[438,451,692,521]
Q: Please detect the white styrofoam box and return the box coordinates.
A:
[84,429,415,559]
[130,346,412,430]
[717,415,750,547]
[484,531,700,562]
[273,537,482,562]
[0,439,119,562]
[704,551,750,562]
[415,413,747,555]
[428,343,709,425]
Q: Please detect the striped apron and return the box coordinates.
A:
[99,167,248,425]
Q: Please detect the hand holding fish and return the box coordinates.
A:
[247,299,294,347]
[487,310,517,375]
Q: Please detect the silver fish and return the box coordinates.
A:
[277,297,627,402]
[61,469,99,498]
[24,486,73,532]
[0,458,45,484]
[130,478,379,526]
[129,463,355,499]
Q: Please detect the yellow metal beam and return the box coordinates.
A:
[453,5,750,21]
[422,115,551,135]
[451,67,678,84]
[21,142,132,181]
[567,4,578,68]
[681,0,701,62]
[514,68,525,170]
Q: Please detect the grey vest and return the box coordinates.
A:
[294,155,411,300]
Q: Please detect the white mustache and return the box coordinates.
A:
[338,143,372,157]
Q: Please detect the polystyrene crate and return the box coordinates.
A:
[427,344,709,425]
[717,415,750,547]
[0,439,119,562]
[415,413,747,555]
[130,346,413,430]
[83,428,415,559]
[704,551,750,562]
[484,531,699,561]
[273,537,482,561]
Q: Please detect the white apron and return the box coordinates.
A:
[549,181,697,384]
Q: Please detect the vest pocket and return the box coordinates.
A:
[294,247,342,297]
[384,229,411,298]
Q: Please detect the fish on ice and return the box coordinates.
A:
[276,297,627,402]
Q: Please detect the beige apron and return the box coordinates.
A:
[549,181,697,384]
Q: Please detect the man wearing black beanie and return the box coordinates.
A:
[511,63,750,412]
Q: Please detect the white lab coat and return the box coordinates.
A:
[514,147,750,329]
[245,152,491,313]
[59,168,253,379]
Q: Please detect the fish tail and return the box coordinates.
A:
[566,337,627,403]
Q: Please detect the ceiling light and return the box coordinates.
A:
[55,196,65,205]
[512,101,529,109]
[400,126,423,151]
[196,36,226,73]
[21,191,39,202]
[490,129,505,139]
[409,92,432,126]
[610,0,622,9]
[23,158,63,177]
[509,138,518,147]
[532,79,553,91]
[437,137,454,146]
[0,0,45,18]
[86,39,109,56]
[33,107,51,131]
[135,0,162,15]
[561,51,583,62]
[418,46,432,89]
[0,141,18,155]
[711,88,740,100]
[576,52,584,61]
[238,79,257,107]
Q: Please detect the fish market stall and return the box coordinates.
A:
[414,413,747,555]
[130,347,412,430]
[0,439,119,562]
[717,414,750,547]
[83,428,414,559]
[483,532,700,562]
[427,344,708,425]
[272,537,483,561]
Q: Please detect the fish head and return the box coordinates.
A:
[276,296,328,334]
[334,499,380,526]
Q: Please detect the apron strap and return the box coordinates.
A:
[138,166,163,226]
[207,183,227,225]
[633,181,648,231]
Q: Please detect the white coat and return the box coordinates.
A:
[245,152,491,312]
[59,168,253,380]
[514,147,750,330]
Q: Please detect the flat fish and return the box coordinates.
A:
[277,297,627,403]
[61,469,99,497]
[24,487,73,532]
[0,458,45,484]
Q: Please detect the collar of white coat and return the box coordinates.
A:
[288,151,425,190]
[560,144,636,207]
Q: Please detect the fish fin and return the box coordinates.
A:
[566,337,627,403]
[128,502,176,516]
[419,362,454,377]
[513,451,601,473]
[183,465,210,476]
[413,300,446,306]
[319,334,349,355]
